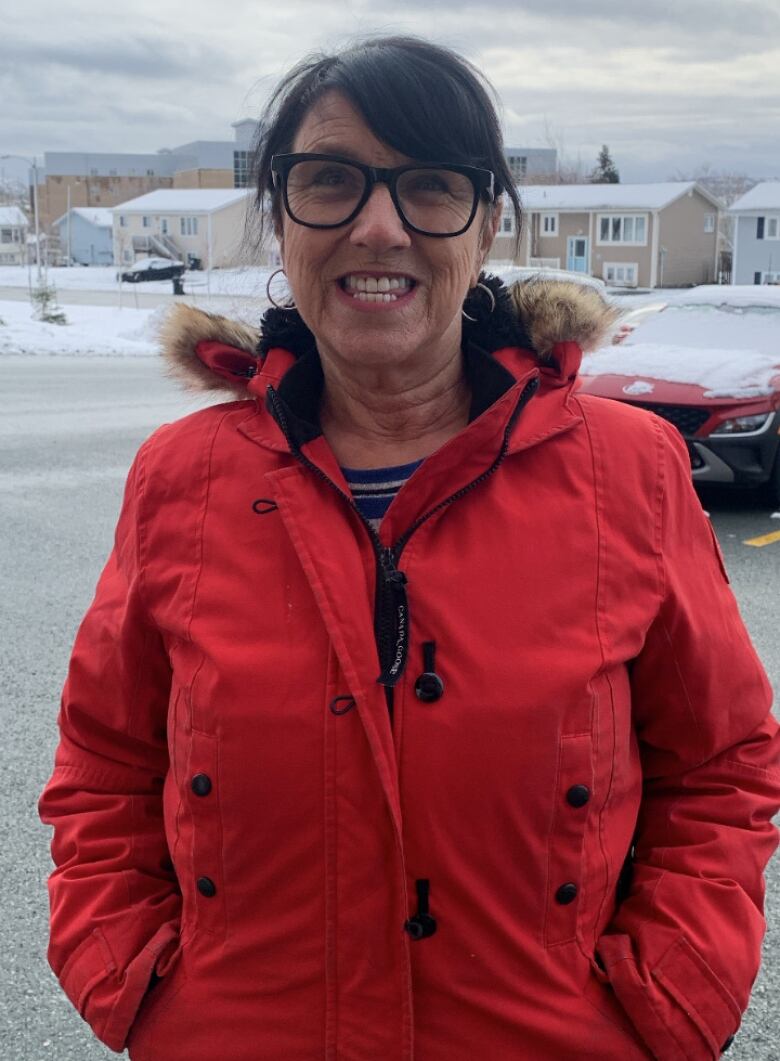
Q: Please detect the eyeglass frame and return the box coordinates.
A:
[270,152,497,238]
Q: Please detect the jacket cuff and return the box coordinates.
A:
[58,921,180,1053]
[597,933,741,1061]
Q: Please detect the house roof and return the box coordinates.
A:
[517,181,720,211]
[729,182,780,212]
[113,189,251,213]
[52,207,114,228]
[0,206,28,226]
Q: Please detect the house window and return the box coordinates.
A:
[540,213,558,237]
[161,218,168,234]
[233,150,249,188]
[604,262,638,286]
[760,271,780,283]
[1,229,11,244]
[501,210,515,235]
[123,249,132,262]
[119,215,127,227]
[142,216,151,228]
[597,214,647,244]
[704,213,715,233]
[180,216,199,236]
[766,217,780,239]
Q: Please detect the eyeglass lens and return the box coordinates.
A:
[285,159,476,234]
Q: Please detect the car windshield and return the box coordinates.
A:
[627,304,780,357]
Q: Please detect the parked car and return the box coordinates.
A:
[120,257,186,284]
[579,287,780,504]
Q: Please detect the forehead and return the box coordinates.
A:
[291,91,414,168]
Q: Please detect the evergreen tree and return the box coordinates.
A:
[591,145,620,184]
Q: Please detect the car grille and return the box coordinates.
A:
[630,403,711,437]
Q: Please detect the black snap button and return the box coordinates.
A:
[404,913,437,939]
[555,882,578,905]
[196,876,216,898]
[415,672,444,702]
[566,784,590,808]
[191,773,212,797]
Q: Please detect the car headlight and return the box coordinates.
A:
[709,412,774,437]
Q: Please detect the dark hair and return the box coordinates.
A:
[248,36,521,253]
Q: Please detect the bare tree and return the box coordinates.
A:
[0,175,30,217]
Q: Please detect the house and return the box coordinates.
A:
[490,182,721,288]
[112,188,263,269]
[0,206,29,265]
[52,207,113,265]
[729,182,780,284]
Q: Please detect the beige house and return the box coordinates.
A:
[490,182,721,288]
[112,189,265,269]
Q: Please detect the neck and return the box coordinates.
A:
[319,342,470,469]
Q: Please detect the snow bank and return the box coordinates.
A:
[0,299,158,357]
[582,342,780,398]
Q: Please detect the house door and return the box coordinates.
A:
[567,236,589,273]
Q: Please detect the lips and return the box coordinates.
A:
[340,273,417,303]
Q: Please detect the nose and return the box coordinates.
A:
[349,183,411,251]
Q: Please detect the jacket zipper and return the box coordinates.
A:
[267,375,539,701]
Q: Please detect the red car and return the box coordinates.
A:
[579,288,780,505]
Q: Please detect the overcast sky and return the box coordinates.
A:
[2,0,779,186]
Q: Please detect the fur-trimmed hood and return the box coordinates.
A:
[158,274,620,399]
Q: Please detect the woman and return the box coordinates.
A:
[40,36,779,1061]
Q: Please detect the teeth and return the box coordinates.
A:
[344,274,412,294]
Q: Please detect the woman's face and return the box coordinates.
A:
[277,91,499,375]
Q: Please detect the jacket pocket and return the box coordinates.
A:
[597,932,741,1060]
[544,732,594,946]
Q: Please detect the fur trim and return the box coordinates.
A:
[509,279,620,358]
[158,303,261,397]
[156,277,620,394]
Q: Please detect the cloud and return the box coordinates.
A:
[2,1,779,182]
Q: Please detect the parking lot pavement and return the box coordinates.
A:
[1,355,777,1059]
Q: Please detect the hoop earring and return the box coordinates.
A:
[265,268,296,311]
[461,281,496,322]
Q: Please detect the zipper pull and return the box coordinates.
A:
[377,548,410,687]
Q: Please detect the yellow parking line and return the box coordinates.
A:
[744,530,780,548]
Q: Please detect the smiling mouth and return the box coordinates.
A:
[339,273,416,302]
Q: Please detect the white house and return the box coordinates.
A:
[0,206,29,265]
[112,189,269,269]
[729,182,780,284]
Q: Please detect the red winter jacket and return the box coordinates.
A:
[40,281,780,1060]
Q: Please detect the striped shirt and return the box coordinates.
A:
[342,459,423,530]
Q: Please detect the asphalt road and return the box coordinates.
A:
[1,355,778,1060]
[0,284,264,314]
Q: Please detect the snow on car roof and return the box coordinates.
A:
[127,257,184,269]
[582,342,780,399]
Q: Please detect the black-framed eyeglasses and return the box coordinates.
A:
[270,153,496,238]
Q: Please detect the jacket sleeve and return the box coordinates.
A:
[38,438,182,1054]
[596,417,780,1061]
